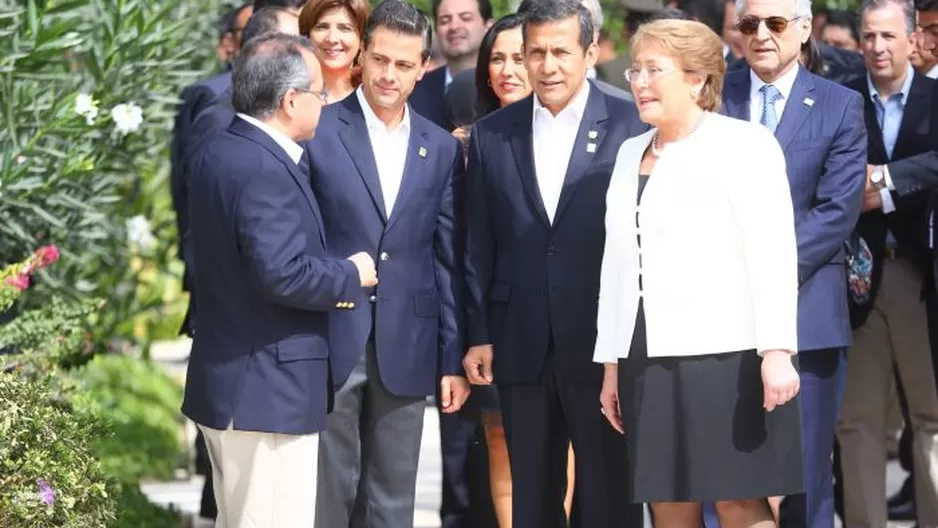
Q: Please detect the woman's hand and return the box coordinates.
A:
[761,350,800,412]
[600,363,624,434]
[452,126,471,151]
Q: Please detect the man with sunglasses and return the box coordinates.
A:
[722,1,867,527]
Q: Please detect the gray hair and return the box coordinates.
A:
[859,0,916,35]
[735,0,813,19]
[580,0,604,36]
[231,33,317,120]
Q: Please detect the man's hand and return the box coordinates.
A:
[862,190,883,212]
[347,252,377,287]
[440,375,470,414]
[462,345,494,385]
[865,164,876,192]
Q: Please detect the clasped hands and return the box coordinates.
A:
[598,350,800,435]
[862,164,885,212]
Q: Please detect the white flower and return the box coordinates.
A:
[111,103,143,135]
[75,93,99,125]
[15,155,25,164]
[126,214,156,252]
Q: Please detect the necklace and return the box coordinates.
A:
[650,111,708,157]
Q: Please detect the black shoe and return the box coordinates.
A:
[887,477,914,509]
[888,498,916,521]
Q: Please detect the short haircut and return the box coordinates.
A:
[630,19,726,112]
[736,0,813,19]
[232,33,317,119]
[431,0,493,23]
[299,0,371,38]
[241,7,292,46]
[823,9,859,42]
[253,0,307,10]
[916,0,938,11]
[521,0,594,52]
[859,0,916,34]
[362,0,433,62]
[219,2,253,37]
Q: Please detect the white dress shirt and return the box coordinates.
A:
[925,63,938,79]
[749,63,800,125]
[593,113,799,362]
[236,113,304,165]
[532,82,591,223]
[356,87,411,216]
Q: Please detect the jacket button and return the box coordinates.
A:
[538,288,547,296]
[369,295,377,302]
[379,252,389,261]
[547,245,557,256]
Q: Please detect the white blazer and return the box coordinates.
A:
[592,113,799,363]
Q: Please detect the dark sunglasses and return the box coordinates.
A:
[737,15,801,35]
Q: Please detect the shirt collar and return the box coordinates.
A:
[533,80,591,124]
[236,113,303,165]
[926,63,938,80]
[749,62,800,103]
[445,67,453,89]
[356,86,411,134]
[865,64,915,104]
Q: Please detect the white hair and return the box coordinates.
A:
[735,0,813,19]
[580,0,604,32]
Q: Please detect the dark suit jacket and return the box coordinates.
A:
[181,118,361,435]
[726,42,865,86]
[409,66,450,131]
[304,93,464,397]
[848,73,935,327]
[885,78,938,195]
[464,81,648,385]
[723,66,867,352]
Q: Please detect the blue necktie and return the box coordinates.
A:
[760,84,781,133]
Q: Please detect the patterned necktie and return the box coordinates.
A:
[760,84,781,133]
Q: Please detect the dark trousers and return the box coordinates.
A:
[438,403,498,528]
[498,354,642,528]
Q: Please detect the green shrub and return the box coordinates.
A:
[0,372,118,527]
[113,485,181,528]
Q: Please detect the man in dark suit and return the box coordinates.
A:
[410,0,493,130]
[721,0,867,527]
[170,1,252,337]
[836,2,938,526]
[305,2,470,527]
[462,1,647,527]
[182,33,374,528]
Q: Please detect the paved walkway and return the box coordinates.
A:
[143,338,914,528]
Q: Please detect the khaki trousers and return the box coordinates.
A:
[837,256,938,528]
[199,424,318,528]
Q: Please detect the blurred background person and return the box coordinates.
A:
[299,0,370,103]
[820,9,861,51]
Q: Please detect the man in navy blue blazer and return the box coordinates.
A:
[462,1,647,527]
[721,0,866,527]
[305,3,470,527]
[182,33,374,528]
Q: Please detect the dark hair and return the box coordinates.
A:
[363,0,433,62]
[475,14,525,116]
[801,36,824,74]
[431,0,493,23]
[253,0,307,10]
[677,0,724,35]
[241,7,292,46]
[218,3,253,38]
[917,0,938,10]
[521,0,594,52]
[822,9,859,43]
[646,7,696,22]
[232,33,317,118]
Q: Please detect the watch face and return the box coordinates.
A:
[872,170,884,183]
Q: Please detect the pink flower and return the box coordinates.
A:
[34,245,60,267]
[5,274,30,291]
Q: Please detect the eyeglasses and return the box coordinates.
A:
[625,67,679,84]
[736,15,802,35]
[296,88,329,103]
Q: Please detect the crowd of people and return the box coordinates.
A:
[169,0,938,526]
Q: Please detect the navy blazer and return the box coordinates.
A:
[464,81,648,385]
[723,66,867,352]
[181,118,361,436]
[409,66,450,130]
[304,94,464,398]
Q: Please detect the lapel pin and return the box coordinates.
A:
[418,146,427,158]
[803,97,815,107]
[586,142,597,153]
[588,130,598,139]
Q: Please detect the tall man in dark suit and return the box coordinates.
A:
[305,2,470,527]
[722,0,867,526]
[462,1,647,526]
[836,2,938,527]
[182,33,375,528]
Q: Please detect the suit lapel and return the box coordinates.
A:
[385,117,428,234]
[774,68,815,149]
[856,80,888,161]
[229,119,325,246]
[509,96,551,228]
[722,70,751,121]
[893,73,929,159]
[553,84,607,227]
[337,96,388,222]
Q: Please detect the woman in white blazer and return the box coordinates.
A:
[594,19,805,526]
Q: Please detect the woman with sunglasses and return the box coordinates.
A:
[298,0,369,104]
[596,19,804,527]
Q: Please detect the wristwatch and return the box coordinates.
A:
[870,166,886,190]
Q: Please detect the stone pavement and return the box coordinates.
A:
[143,338,915,528]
